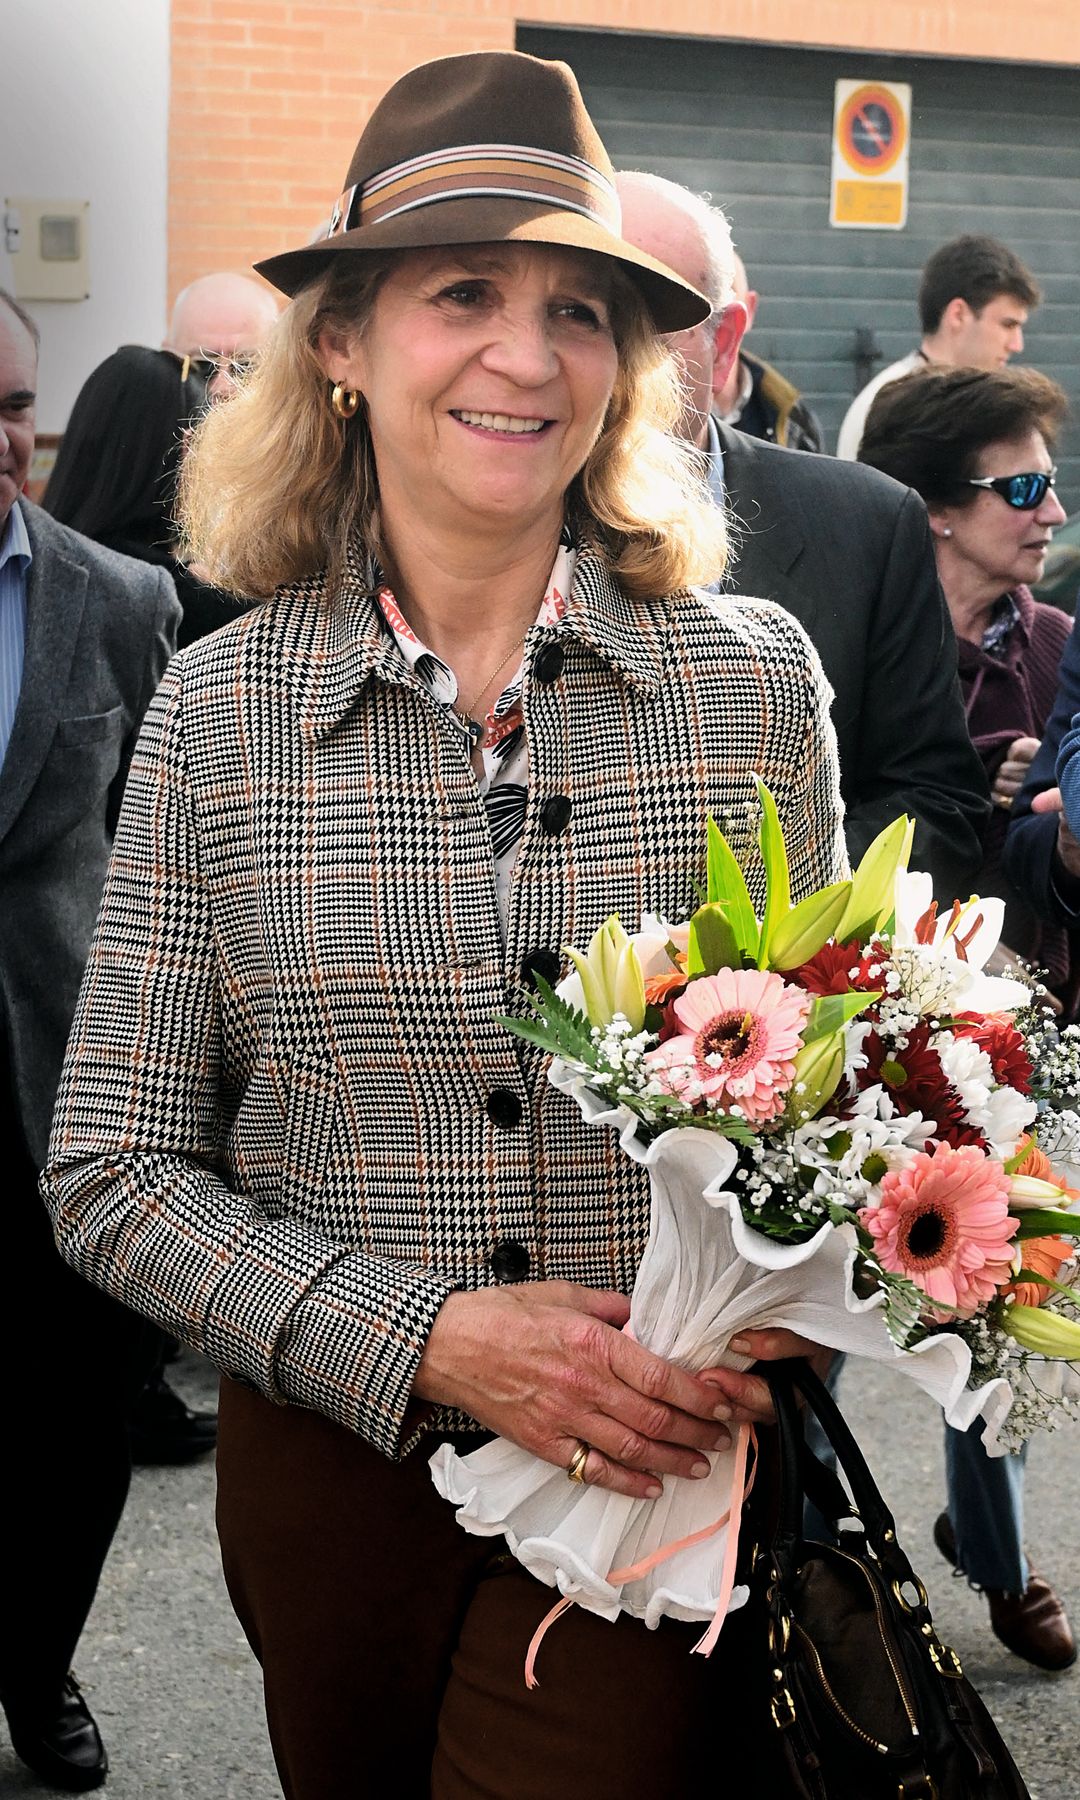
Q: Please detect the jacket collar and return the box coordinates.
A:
[713,419,805,579]
[0,501,88,846]
[285,535,672,741]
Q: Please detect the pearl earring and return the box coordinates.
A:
[941,527,953,538]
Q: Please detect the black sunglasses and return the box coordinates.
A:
[169,349,257,383]
[966,467,1057,510]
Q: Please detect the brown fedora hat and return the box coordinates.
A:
[254,51,710,331]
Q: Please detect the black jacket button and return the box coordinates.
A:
[490,1239,531,1282]
[521,947,562,989]
[539,794,572,835]
[486,1088,522,1128]
[533,642,565,684]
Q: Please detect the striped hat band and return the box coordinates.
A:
[327,143,622,238]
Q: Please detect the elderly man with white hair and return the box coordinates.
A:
[615,167,988,903]
[163,270,279,402]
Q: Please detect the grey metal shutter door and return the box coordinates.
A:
[520,26,1080,508]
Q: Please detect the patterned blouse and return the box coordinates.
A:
[371,530,576,923]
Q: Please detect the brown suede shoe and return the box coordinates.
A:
[933,1511,1077,1672]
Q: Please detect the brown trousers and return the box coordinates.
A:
[217,1378,792,1800]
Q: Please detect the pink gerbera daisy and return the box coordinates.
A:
[858,1141,1017,1322]
[645,967,810,1124]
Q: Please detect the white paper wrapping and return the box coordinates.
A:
[430,1062,1012,1630]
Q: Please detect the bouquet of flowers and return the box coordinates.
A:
[430,784,1080,1671]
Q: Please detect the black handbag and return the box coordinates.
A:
[747,1360,1031,1800]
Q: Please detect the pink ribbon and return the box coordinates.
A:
[524,1423,757,1689]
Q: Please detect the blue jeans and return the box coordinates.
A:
[804,1358,1028,1593]
[944,1418,1028,1593]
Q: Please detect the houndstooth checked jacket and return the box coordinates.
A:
[43,542,847,1458]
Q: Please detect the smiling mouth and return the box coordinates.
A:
[451,410,550,435]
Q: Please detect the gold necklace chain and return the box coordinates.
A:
[454,633,527,740]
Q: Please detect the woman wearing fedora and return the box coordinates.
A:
[43,51,845,1798]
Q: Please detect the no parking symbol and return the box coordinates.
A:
[830,79,912,229]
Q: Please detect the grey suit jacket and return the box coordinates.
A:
[0,501,179,1166]
[716,422,990,902]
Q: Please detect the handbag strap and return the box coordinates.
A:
[766,1359,913,1583]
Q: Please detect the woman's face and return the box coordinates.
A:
[932,428,1066,596]
[320,243,620,544]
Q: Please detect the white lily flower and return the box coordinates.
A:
[1009,1174,1075,1212]
[891,871,1030,1015]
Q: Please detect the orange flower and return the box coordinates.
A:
[1013,1136,1080,1202]
[644,968,688,1006]
[1005,1236,1074,1309]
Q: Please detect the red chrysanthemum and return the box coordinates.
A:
[787,939,883,998]
[858,1024,986,1150]
[951,1012,1033,1094]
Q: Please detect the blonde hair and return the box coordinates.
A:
[178,253,728,601]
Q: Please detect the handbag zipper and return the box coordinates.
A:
[795,1546,920,1741]
[832,1547,920,1736]
[792,1621,890,1754]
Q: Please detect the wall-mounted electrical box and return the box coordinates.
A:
[6,198,90,300]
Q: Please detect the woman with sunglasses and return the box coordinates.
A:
[41,51,844,1799]
[859,362,1078,1674]
[44,344,249,650]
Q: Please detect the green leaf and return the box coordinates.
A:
[686,902,741,976]
[801,989,881,1044]
[754,778,791,967]
[496,977,599,1068]
[1014,1268,1080,1307]
[1004,1136,1036,1176]
[1014,1208,1080,1241]
[768,880,853,971]
[880,1271,927,1348]
[705,816,759,959]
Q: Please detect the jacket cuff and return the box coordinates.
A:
[267,1249,458,1457]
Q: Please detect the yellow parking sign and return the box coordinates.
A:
[830,80,911,230]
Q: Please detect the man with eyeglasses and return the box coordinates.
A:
[837,234,1041,461]
[162,270,279,404]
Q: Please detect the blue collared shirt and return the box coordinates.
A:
[0,502,31,771]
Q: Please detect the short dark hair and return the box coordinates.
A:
[0,287,40,348]
[918,237,1041,335]
[857,365,1067,509]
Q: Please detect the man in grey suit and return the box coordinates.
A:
[616,172,989,898]
[0,291,179,1789]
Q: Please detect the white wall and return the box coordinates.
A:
[2,0,170,433]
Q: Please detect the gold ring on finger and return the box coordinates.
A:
[566,1440,591,1484]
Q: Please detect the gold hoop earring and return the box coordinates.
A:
[330,382,359,419]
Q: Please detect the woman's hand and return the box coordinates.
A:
[694,1329,834,1426]
[1031,786,1080,882]
[414,1282,740,1499]
[992,735,1040,809]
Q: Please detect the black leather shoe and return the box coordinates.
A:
[3,1673,108,1791]
[128,1370,217,1465]
[933,1511,1077,1671]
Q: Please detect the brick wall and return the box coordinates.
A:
[169,0,1080,303]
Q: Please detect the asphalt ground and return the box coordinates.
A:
[2,1349,1079,1799]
